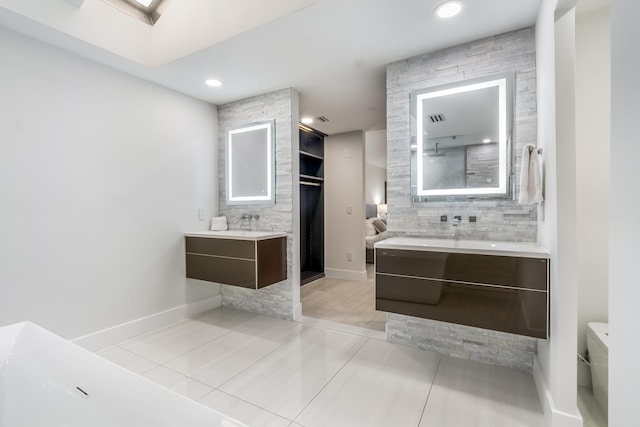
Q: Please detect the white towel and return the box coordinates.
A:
[210,216,228,231]
[518,144,544,205]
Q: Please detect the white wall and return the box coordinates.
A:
[575,5,610,387]
[324,131,366,280]
[610,1,640,424]
[0,27,219,341]
[534,1,582,425]
[365,128,387,208]
[365,163,386,206]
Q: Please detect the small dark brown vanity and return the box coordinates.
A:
[375,238,549,339]
[185,231,287,289]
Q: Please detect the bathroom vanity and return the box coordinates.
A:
[185,231,287,289]
[375,238,549,339]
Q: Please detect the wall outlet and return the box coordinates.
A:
[346,205,353,215]
[198,208,205,221]
[347,252,353,261]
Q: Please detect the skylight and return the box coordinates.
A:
[104,0,167,25]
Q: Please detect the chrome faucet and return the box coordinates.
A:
[234,213,260,222]
[235,213,260,230]
[452,216,461,240]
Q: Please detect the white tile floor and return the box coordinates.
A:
[97,307,547,427]
[577,386,607,427]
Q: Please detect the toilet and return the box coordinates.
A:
[586,322,609,415]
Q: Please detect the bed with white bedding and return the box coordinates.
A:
[365,207,387,263]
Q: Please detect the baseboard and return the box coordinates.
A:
[533,357,584,427]
[292,302,302,321]
[324,268,367,281]
[72,295,222,352]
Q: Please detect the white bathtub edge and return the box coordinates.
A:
[71,295,222,352]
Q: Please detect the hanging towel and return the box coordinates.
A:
[518,144,544,205]
[210,216,228,231]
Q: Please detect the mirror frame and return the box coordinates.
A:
[411,72,514,201]
[226,120,275,205]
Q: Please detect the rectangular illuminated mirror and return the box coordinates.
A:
[410,72,513,201]
[226,120,275,205]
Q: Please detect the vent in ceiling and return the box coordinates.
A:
[429,114,445,123]
[316,116,330,122]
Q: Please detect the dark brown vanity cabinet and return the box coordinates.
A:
[186,236,287,289]
[375,249,549,338]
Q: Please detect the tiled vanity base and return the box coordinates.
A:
[221,281,294,321]
[386,313,537,372]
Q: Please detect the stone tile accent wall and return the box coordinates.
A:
[387,28,538,242]
[217,88,298,319]
[386,314,537,372]
[466,143,499,188]
[385,28,540,370]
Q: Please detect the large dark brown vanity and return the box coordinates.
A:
[185,231,287,289]
[375,238,549,339]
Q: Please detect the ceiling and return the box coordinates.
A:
[0,0,544,135]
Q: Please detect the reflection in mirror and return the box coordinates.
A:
[226,121,275,205]
[411,73,513,201]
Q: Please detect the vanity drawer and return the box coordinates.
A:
[376,276,547,339]
[185,237,255,259]
[376,274,444,305]
[186,254,256,288]
[376,249,548,291]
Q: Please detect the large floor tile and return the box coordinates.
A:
[295,339,440,427]
[299,316,386,340]
[193,307,260,329]
[420,357,545,427]
[199,390,291,427]
[142,366,214,401]
[118,309,257,364]
[96,345,158,374]
[578,386,607,427]
[165,315,302,387]
[301,265,381,333]
[219,326,367,420]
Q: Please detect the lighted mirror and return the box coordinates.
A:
[226,120,275,205]
[410,73,513,201]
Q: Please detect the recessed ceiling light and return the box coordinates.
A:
[134,0,153,7]
[205,79,222,87]
[435,1,463,18]
[301,117,314,125]
[483,138,491,143]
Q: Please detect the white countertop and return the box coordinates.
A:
[375,237,550,259]
[185,230,287,241]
